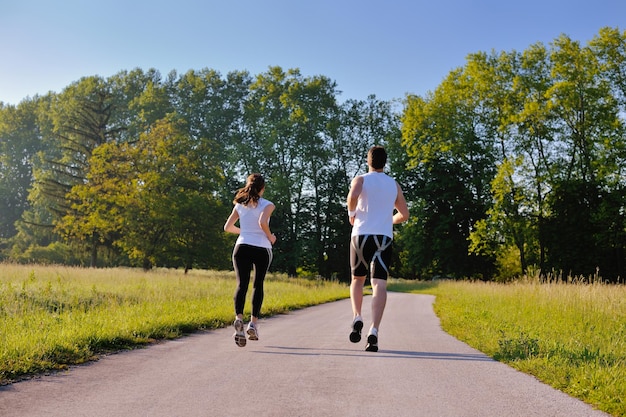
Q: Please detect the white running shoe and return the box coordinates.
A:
[246,322,259,341]
[233,318,246,347]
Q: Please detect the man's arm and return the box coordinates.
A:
[392,182,409,224]
[347,176,363,225]
[347,176,363,212]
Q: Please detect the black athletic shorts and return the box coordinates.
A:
[350,234,393,280]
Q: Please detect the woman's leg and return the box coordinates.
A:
[250,247,273,321]
[232,244,253,316]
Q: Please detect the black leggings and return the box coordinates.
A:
[233,244,273,318]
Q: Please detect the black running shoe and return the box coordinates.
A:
[365,332,378,352]
[349,317,363,343]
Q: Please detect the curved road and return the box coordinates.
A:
[0,293,609,417]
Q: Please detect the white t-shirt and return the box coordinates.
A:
[351,172,397,239]
[235,198,274,249]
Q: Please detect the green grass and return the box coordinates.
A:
[4,265,625,416]
[388,278,626,417]
[0,264,348,384]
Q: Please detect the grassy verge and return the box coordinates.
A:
[388,278,626,417]
[0,264,348,384]
[4,265,624,416]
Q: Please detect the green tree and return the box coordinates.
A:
[242,67,340,276]
[469,157,536,280]
[542,34,625,280]
[463,48,548,277]
[106,68,173,143]
[0,99,43,241]
[506,42,557,273]
[401,66,497,279]
[281,72,341,276]
[590,27,626,111]
[172,68,252,203]
[61,117,228,270]
[13,77,122,265]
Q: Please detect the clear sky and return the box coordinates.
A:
[1,0,624,106]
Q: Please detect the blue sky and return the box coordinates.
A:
[1,0,624,105]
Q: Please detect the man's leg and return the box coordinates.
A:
[350,235,372,343]
[350,275,366,318]
[370,278,387,330]
[365,278,387,352]
[349,275,366,343]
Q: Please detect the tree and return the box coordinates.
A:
[461,31,626,281]
[460,48,549,277]
[13,77,124,265]
[469,157,537,280]
[541,34,625,280]
[0,99,43,241]
[590,27,626,111]
[281,71,341,276]
[401,66,497,279]
[241,67,341,276]
[61,116,229,270]
[172,68,252,204]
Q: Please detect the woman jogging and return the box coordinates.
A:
[224,173,277,347]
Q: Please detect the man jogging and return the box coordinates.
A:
[346,146,409,352]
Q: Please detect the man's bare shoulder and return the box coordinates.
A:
[351,175,364,186]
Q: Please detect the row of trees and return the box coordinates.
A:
[398,27,626,281]
[1,27,625,282]
[0,66,397,279]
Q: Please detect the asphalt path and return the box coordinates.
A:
[0,293,609,417]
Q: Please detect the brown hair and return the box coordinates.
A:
[234,173,265,206]
[368,146,387,170]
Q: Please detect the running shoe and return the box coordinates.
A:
[233,318,246,347]
[349,317,363,343]
[246,322,259,341]
[365,328,378,352]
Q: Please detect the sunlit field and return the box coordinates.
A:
[389,278,626,417]
[0,264,348,384]
[4,264,625,416]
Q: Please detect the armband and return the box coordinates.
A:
[348,210,357,217]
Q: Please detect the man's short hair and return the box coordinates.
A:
[368,146,387,170]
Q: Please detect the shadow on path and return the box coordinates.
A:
[256,345,494,361]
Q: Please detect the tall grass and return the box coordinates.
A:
[389,278,626,417]
[5,264,624,416]
[0,264,348,384]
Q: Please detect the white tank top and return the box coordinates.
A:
[351,172,397,238]
[235,198,273,249]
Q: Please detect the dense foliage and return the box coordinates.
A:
[1,27,625,282]
[400,27,626,282]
